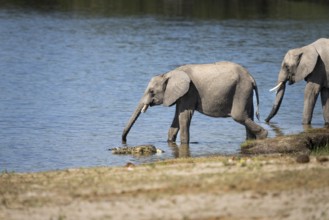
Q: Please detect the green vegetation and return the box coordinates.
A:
[311,143,329,156]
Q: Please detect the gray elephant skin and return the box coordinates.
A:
[122,61,268,144]
[266,38,329,125]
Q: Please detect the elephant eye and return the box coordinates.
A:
[285,64,290,72]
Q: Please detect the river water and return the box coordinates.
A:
[1,1,329,172]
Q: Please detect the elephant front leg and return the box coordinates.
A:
[168,106,180,143]
[321,87,329,124]
[303,82,321,124]
[178,109,194,144]
[168,127,179,143]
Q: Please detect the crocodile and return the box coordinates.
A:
[110,145,164,155]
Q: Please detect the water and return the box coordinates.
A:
[1,1,329,172]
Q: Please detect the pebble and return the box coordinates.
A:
[125,162,136,171]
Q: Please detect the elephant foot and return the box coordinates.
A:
[256,129,268,139]
[167,139,176,144]
[302,119,312,125]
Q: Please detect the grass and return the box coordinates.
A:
[311,143,329,156]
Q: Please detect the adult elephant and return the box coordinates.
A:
[122,61,268,144]
[266,38,329,125]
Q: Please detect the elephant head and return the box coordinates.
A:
[122,70,191,143]
[265,44,319,122]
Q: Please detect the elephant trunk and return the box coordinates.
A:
[265,82,286,123]
[122,102,147,144]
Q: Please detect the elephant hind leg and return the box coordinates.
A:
[246,127,256,140]
[245,102,256,139]
[231,114,268,140]
[231,107,268,140]
[231,94,268,140]
[321,87,329,124]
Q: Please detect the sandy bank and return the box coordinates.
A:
[1,155,329,220]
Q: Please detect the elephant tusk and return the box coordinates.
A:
[269,82,283,92]
[141,104,149,113]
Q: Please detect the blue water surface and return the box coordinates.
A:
[1,7,329,172]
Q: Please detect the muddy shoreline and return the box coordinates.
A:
[241,127,329,154]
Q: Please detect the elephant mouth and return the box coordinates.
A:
[141,101,158,113]
[287,73,295,85]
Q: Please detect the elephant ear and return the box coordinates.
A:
[163,70,190,107]
[295,45,318,83]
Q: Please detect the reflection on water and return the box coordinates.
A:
[266,123,285,137]
[168,142,191,158]
[1,1,329,172]
[2,0,329,20]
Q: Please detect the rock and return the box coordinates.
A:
[296,154,310,163]
[316,156,329,163]
[110,145,164,155]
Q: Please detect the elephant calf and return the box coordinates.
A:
[122,61,268,144]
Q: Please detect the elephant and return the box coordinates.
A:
[122,61,268,144]
[266,38,329,125]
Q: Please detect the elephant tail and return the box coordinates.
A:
[251,77,260,121]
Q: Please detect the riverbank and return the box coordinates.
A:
[1,154,329,220]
